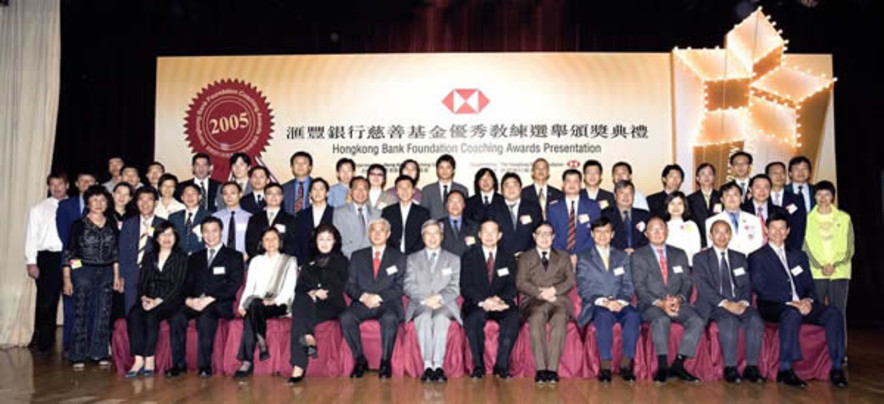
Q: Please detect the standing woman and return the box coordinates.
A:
[803,180,854,338]
[124,222,188,377]
[367,164,398,210]
[663,192,701,265]
[233,227,298,378]
[62,185,123,369]
[111,182,136,228]
[154,173,185,219]
[294,178,334,264]
[288,224,349,383]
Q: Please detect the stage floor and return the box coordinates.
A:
[1,329,882,403]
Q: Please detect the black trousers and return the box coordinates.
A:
[237,300,288,362]
[169,300,234,369]
[463,307,520,370]
[340,302,401,363]
[34,251,62,352]
[126,302,178,357]
[289,293,344,369]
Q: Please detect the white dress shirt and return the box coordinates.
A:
[770,189,784,207]
[399,202,412,252]
[369,188,382,207]
[312,204,327,228]
[666,218,701,265]
[480,191,495,205]
[25,197,64,264]
[154,198,185,219]
[238,253,298,311]
[790,182,812,211]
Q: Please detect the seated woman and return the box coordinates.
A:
[233,227,298,378]
[124,222,188,377]
[288,224,349,384]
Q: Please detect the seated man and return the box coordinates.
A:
[460,219,519,379]
[341,218,407,379]
[748,213,847,388]
[404,220,461,382]
[167,216,244,377]
[516,222,575,384]
[694,220,764,384]
[575,217,639,382]
[632,217,704,383]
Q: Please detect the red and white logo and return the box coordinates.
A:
[566,160,580,169]
[442,89,490,114]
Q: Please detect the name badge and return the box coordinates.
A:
[672,265,684,274]
[599,200,609,209]
[519,215,532,225]
[147,226,155,234]
[464,236,476,246]
[497,267,510,277]
[578,213,590,224]
[441,267,452,276]
[213,266,226,275]
[786,204,798,214]
[733,267,746,277]
[713,203,723,213]
[274,224,286,233]
[790,266,803,276]
[70,259,83,269]
[613,266,625,276]
[386,265,398,275]
[636,221,646,232]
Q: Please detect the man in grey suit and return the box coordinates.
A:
[694,220,765,384]
[632,217,704,383]
[333,176,380,258]
[404,220,462,382]
[439,190,479,256]
[421,154,469,220]
[575,217,639,383]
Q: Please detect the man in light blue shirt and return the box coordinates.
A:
[213,181,252,257]
[329,157,355,208]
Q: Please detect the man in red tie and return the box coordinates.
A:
[340,218,406,379]
[632,217,705,383]
[741,174,788,246]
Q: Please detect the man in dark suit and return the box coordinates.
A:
[785,156,815,213]
[118,187,166,313]
[694,220,764,384]
[730,151,754,202]
[521,158,563,220]
[489,172,543,257]
[601,180,651,253]
[175,153,221,213]
[167,216,244,377]
[240,166,271,215]
[582,159,615,211]
[465,168,504,223]
[382,175,431,254]
[748,213,847,388]
[687,163,722,248]
[460,219,519,379]
[632,217,704,383]
[517,222,575,384]
[56,172,96,349]
[646,164,685,218]
[575,217,639,382]
[766,162,807,251]
[548,169,601,261]
[244,183,297,258]
[281,151,314,215]
[741,174,788,245]
[168,183,210,255]
[439,190,479,256]
[340,218,407,379]
[421,154,469,220]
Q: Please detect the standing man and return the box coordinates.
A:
[687,163,721,248]
[328,158,356,208]
[705,182,764,255]
[611,162,649,211]
[213,182,252,256]
[382,175,431,254]
[521,158,563,219]
[168,183,210,255]
[102,157,124,192]
[118,187,166,313]
[489,173,543,257]
[601,180,650,253]
[282,151,314,215]
[582,160,615,210]
[741,174,788,245]
[547,169,600,262]
[422,154,469,220]
[334,176,380,258]
[439,190,479,257]
[214,153,253,210]
[175,153,221,213]
[729,151,753,202]
[240,166,271,215]
[647,165,685,218]
[244,183,297,258]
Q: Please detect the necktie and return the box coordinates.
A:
[453,219,460,234]
[227,211,236,249]
[777,247,799,301]
[207,248,216,266]
[541,251,549,271]
[486,251,495,283]
[430,251,437,270]
[773,192,781,207]
[509,204,517,229]
[372,250,381,278]
[199,182,208,210]
[623,210,633,248]
[294,181,304,212]
[539,189,547,219]
[567,200,577,252]
[601,249,610,270]
[656,248,668,284]
[138,220,150,264]
[728,212,740,234]
[442,184,449,201]
[257,194,263,203]
[720,251,734,298]
[796,185,808,211]
[268,210,276,224]
[484,195,490,206]
[704,192,711,210]
[757,206,768,243]
[185,211,193,231]
[358,206,366,236]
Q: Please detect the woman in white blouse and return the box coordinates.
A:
[153,174,185,219]
[664,191,702,266]
[233,227,298,378]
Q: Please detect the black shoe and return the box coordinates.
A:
[830,368,848,388]
[534,371,546,384]
[621,366,636,382]
[724,366,742,384]
[654,367,668,383]
[378,360,392,379]
[598,369,612,383]
[306,345,319,359]
[470,365,485,379]
[493,366,511,379]
[742,365,765,384]
[548,371,559,384]
[776,369,807,389]
[164,365,186,378]
[434,368,447,382]
[287,375,305,384]
[258,349,271,362]
[670,363,699,383]
[233,364,253,379]
[421,368,435,382]
[198,367,213,378]
[349,358,368,378]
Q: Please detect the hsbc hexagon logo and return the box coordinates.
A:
[442,89,490,114]
[566,160,580,169]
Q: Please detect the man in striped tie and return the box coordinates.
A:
[548,169,601,268]
[118,187,166,314]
